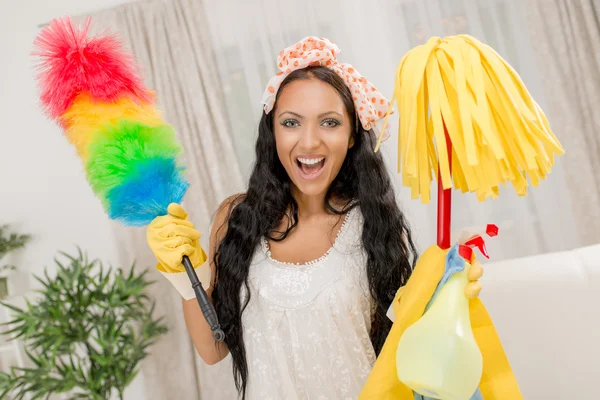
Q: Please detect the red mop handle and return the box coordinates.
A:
[437,124,452,250]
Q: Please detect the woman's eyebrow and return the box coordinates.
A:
[278,111,303,118]
[277,111,343,118]
[318,111,343,118]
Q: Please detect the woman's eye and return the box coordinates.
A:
[281,119,299,128]
[321,118,340,128]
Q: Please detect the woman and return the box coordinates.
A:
[147,37,417,399]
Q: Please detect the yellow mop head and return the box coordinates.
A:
[375,35,564,203]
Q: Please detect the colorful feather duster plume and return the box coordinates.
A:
[375,34,565,203]
[33,17,187,226]
[33,16,224,342]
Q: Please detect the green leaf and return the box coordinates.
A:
[0,225,31,260]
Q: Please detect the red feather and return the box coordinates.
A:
[33,17,153,120]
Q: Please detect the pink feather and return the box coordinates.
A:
[33,17,153,120]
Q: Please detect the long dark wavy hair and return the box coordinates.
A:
[212,66,417,398]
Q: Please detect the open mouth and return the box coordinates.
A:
[296,156,326,180]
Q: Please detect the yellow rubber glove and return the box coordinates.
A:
[147,203,207,274]
[466,258,484,298]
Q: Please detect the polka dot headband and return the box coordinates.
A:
[261,36,390,142]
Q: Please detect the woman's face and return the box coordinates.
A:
[273,77,354,198]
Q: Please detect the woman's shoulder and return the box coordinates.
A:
[344,202,363,225]
[216,193,246,216]
[350,203,363,218]
[335,204,364,248]
[209,193,246,244]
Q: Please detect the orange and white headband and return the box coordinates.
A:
[261,36,390,142]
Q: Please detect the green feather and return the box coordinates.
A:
[85,120,183,199]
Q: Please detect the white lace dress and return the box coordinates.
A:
[241,207,376,399]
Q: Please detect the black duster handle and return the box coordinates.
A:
[182,255,225,342]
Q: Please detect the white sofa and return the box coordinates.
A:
[480,244,600,399]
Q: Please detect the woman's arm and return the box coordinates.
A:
[182,195,241,365]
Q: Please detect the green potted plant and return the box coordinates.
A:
[0,225,31,299]
[0,249,168,399]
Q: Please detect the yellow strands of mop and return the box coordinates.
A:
[375,35,564,203]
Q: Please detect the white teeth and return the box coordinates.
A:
[298,157,325,165]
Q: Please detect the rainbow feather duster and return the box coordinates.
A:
[34,17,188,226]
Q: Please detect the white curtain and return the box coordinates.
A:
[204,0,581,262]
[525,0,600,247]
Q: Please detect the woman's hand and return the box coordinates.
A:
[146,203,207,273]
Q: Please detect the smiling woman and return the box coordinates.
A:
[211,48,420,397]
[147,37,419,399]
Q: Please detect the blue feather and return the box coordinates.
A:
[107,157,189,226]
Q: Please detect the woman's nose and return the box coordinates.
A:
[299,124,321,150]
